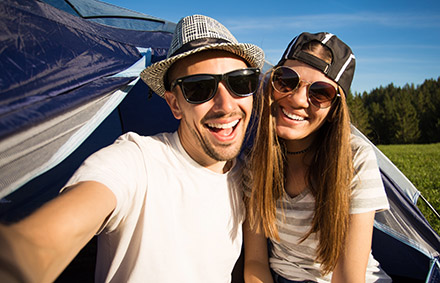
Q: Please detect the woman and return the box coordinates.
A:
[243,32,392,283]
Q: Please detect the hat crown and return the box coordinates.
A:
[140,14,264,98]
[168,15,238,58]
[279,32,355,94]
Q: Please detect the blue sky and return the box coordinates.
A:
[104,0,440,94]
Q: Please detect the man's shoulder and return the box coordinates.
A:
[115,131,176,148]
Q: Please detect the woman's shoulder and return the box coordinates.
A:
[350,133,372,152]
[350,133,378,162]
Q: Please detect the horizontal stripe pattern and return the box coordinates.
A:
[242,134,390,282]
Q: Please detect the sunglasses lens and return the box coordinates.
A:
[309,81,337,108]
[181,75,216,103]
[177,68,260,104]
[272,67,299,93]
[227,69,260,96]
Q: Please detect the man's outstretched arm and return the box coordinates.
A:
[0,181,116,283]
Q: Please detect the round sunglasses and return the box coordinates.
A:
[170,68,260,104]
[270,66,340,109]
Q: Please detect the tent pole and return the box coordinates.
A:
[419,194,440,221]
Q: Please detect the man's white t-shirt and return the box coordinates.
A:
[65,131,245,283]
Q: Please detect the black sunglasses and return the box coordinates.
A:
[170,68,260,104]
[271,66,340,109]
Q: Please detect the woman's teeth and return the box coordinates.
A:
[282,108,305,121]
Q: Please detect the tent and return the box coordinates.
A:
[0,0,176,207]
[352,127,440,282]
[0,0,438,282]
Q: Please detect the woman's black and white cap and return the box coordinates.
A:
[140,14,265,98]
[278,32,355,95]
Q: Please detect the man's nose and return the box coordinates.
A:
[211,82,236,112]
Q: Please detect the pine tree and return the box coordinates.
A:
[348,77,440,144]
[393,86,420,143]
[348,90,371,137]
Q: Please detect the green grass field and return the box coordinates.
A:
[377,143,440,235]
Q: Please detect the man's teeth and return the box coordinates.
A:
[282,108,305,121]
[207,120,239,129]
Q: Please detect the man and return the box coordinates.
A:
[0,14,264,282]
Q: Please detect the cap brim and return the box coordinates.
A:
[140,42,264,98]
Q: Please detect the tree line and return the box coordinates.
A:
[347,77,440,145]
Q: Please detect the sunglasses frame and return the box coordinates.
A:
[170,67,260,104]
[270,66,340,109]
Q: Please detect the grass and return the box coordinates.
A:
[377,143,440,235]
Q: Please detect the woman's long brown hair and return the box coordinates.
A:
[247,41,353,275]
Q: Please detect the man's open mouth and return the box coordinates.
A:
[206,119,240,136]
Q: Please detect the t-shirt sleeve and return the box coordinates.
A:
[63,133,148,233]
[349,135,390,214]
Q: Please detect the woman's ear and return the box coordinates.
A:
[164,90,183,120]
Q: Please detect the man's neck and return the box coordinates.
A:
[208,160,233,174]
[177,128,233,174]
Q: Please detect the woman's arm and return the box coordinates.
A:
[0,181,116,283]
[331,210,375,283]
[243,219,274,283]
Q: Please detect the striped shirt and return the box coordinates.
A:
[244,134,391,282]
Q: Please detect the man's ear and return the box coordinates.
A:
[164,91,183,120]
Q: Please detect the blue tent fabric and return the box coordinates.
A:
[352,127,440,282]
[427,258,440,282]
[44,0,176,32]
[0,0,171,139]
[372,170,440,281]
[0,76,134,139]
[0,108,124,223]
[377,170,440,257]
[0,0,175,198]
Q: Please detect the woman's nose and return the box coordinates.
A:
[287,84,310,108]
